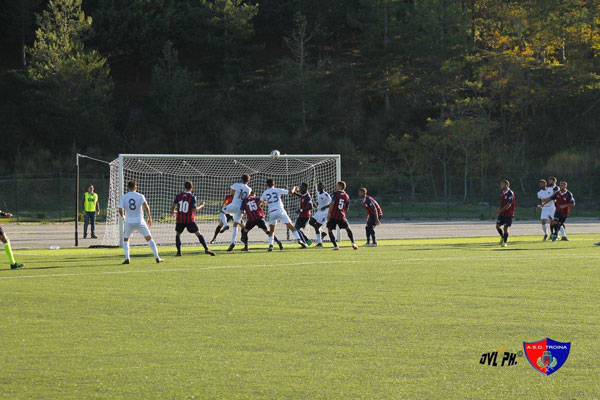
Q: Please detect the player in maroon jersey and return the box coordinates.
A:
[239,192,283,251]
[327,181,357,250]
[210,194,234,244]
[358,188,383,247]
[292,182,313,246]
[541,181,575,242]
[170,181,215,256]
[494,179,516,247]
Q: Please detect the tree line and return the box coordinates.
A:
[1,0,599,201]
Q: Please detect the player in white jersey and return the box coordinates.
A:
[223,174,252,251]
[309,181,331,247]
[537,179,556,241]
[118,180,162,264]
[260,178,307,251]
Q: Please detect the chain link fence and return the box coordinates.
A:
[0,170,597,222]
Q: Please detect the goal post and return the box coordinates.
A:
[102,154,342,247]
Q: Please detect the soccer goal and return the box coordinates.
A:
[102,154,341,247]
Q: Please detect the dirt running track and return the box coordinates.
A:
[2,219,598,249]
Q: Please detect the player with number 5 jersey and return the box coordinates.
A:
[170,181,215,257]
[327,180,357,250]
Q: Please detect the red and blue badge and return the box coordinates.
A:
[523,338,571,375]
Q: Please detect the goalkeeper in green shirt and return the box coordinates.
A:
[0,210,24,269]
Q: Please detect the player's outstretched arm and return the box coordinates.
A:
[196,201,205,211]
[143,202,153,226]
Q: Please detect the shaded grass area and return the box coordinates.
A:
[1,236,599,399]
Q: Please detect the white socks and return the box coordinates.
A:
[148,239,160,259]
[542,225,547,234]
[316,231,322,244]
[559,226,565,237]
[231,226,238,244]
[123,241,130,260]
[268,236,274,246]
[293,230,301,240]
[219,212,227,225]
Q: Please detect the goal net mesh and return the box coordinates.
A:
[102,155,340,247]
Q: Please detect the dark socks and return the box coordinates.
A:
[197,234,208,250]
[212,225,221,241]
[274,235,282,245]
[176,235,182,253]
[347,229,355,243]
[497,227,503,237]
[299,230,309,243]
[503,232,509,243]
[365,226,371,243]
[371,230,377,244]
[329,231,337,247]
[241,230,248,245]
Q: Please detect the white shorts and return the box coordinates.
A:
[123,222,151,238]
[268,209,291,225]
[222,203,243,223]
[540,208,555,221]
[312,210,328,225]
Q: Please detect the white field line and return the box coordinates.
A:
[0,254,597,281]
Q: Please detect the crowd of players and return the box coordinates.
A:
[111,174,384,264]
[494,177,578,247]
[2,173,598,269]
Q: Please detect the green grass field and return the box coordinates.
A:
[1,236,599,399]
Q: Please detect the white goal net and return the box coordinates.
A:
[102,154,341,247]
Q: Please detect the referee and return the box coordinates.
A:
[82,184,100,239]
[0,209,24,269]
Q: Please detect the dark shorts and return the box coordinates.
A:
[175,222,199,234]
[327,218,349,230]
[367,215,382,228]
[553,212,567,225]
[226,214,233,222]
[295,217,309,229]
[245,218,267,232]
[496,216,513,227]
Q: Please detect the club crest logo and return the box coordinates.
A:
[523,338,571,375]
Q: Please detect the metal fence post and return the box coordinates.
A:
[15,175,19,222]
[58,171,62,222]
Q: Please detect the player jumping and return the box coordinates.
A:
[494,179,515,247]
[118,180,163,264]
[260,178,307,252]
[309,181,331,247]
[327,181,357,250]
[0,210,24,269]
[210,194,234,244]
[240,192,283,251]
[358,188,382,247]
[292,182,313,246]
[223,174,252,251]
[171,181,215,257]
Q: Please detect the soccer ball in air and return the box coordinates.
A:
[270,150,281,159]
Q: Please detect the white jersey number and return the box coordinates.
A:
[178,200,189,213]
[338,199,345,210]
